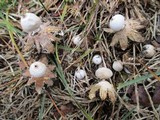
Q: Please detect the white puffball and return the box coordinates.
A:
[29,61,47,78]
[109,14,125,31]
[142,44,156,58]
[95,67,113,79]
[75,69,86,80]
[92,55,102,65]
[112,60,123,71]
[20,13,42,33]
[72,35,82,46]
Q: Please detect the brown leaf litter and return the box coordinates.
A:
[127,82,160,107]
[24,22,61,53]
[130,86,150,107]
[152,82,160,104]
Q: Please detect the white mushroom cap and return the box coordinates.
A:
[95,67,113,79]
[72,35,82,46]
[20,13,42,33]
[109,14,125,31]
[75,69,86,80]
[142,44,156,58]
[112,60,123,71]
[92,55,102,65]
[29,61,47,78]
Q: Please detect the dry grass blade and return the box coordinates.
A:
[5,11,28,68]
[138,59,160,81]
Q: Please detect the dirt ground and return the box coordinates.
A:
[0,0,160,120]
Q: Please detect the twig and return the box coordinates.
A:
[45,90,65,119]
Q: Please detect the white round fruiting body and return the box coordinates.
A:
[75,69,86,80]
[20,13,42,33]
[72,35,82,46]
[112,60,123,71]
[29,61,47,78]
[95,67,113,79]
[142,44,156,58]
[92,55,102,65]
[109,14,125,31]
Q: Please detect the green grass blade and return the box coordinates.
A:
[57,45,83,52]
[60,4,68,21]
[50,46,93,120]
[54,60,93,120]
[117,71,160,90]
[38,0,48,12]
[38,94,46,120]
[5,10,28,67]
[121,108,135,120]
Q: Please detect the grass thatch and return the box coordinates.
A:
[0,0,160,120]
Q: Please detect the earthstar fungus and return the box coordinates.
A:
[20,58,56,94]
